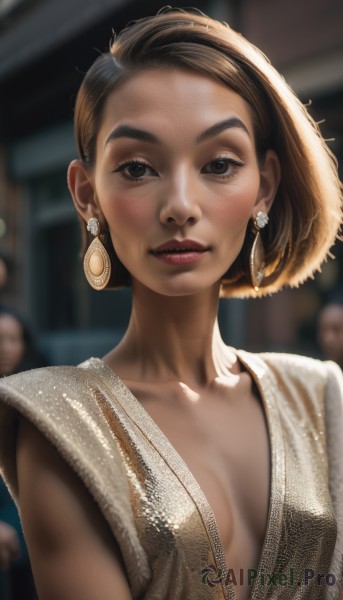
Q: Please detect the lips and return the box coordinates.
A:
[151,239,208,255]
[150,239,209,265]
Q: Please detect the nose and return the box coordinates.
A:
[159,176,202,227]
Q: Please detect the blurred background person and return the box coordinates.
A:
[0,307,47,599]
[0,256,8,292]
[0,486,36,600]
[0,252,11,306]
[0,519,21,599]
[0,521,20,572]
[0,307,47,377]
[317,298,343,369]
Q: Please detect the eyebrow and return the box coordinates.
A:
[105,125,159,147]
[196,118,250,142]
[104,117,250,148]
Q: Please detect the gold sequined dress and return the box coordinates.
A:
[0,351,342,599]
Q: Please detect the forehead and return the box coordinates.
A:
[97,68,255,145]
[320,305,343,324]
[0,314,22,333]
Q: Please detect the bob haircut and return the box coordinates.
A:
[73,7,342,298]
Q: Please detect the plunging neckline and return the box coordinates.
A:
[83,350,285,600]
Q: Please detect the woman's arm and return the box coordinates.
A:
[17,419,132,600]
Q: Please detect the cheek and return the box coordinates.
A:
[211,178,259,235]
[100,193,156,260]
[103,195,155,234]
[13,340,24,358]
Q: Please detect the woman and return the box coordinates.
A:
[0,307,44,599]
[317,299,343,369]
[0,307,47,376]
[0,8,342,600]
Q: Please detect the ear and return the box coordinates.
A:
[254,149,281,215]
[67,159,101,223]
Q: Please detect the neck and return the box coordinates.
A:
[110,282,236,387]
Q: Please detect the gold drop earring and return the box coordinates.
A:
[249,211,269,291]
[83,217,111,290]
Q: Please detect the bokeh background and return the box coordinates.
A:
[0,0,342,365]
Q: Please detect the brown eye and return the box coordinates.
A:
[127,163,148,178]
[201,157,245,178]
[113,160,157,181]
[209,159,229,174]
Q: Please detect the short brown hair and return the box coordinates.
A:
[73,7,342,297]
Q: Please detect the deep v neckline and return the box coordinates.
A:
[83,351,285,600]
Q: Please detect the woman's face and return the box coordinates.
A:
[0,314,25,376]
[88,68,279,297]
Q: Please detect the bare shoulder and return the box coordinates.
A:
[17,418,132,600]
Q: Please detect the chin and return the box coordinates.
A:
[155,287,206,298]
[139,274,221,298]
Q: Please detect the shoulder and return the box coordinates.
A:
[0,365,91,500]
[0,362,95,403]
[241,349,335,385]
[0,360,130,505]
[0,359,111,434]
[260,352,343,395]
[238,349,343,410]
[259,350,328,375]
[0,364,97,472]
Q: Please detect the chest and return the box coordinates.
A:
[90,357,339,599]
[132,379,270,579]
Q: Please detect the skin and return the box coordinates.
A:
[0,521,21,571]
[18,68,283,600]
[0,258,8,290]
[318,304,343,368]
[0,316,23,571]
[0,314,25,377]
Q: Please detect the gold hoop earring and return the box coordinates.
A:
[249,211,269,291]
[84,217,111,290]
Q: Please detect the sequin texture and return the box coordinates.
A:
[0,353,342,599]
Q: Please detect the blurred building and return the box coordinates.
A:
[234,0,343,355]
[0,0,342,363]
